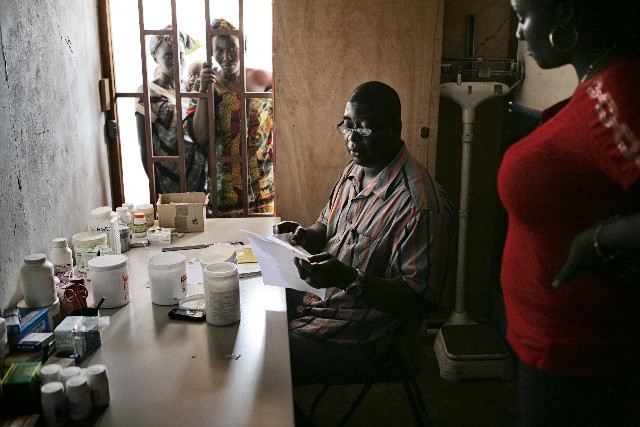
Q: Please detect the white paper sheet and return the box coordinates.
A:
[241,230,326,299]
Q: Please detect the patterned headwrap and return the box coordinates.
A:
[149,25,201,57]
[211,18,237,30]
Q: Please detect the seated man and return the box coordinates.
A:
[274,81,453,388]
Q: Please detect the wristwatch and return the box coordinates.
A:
[345,269,365,298]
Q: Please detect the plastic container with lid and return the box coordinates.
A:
[40,381,69,427]
[116,206,132,231]
[88,206,121,255]
[85,364,111,407]
[51,238,73,277]
[21,254,57,307]
[72,231,108,273]
[133,212,147,237]
[203,262,240,326]
[148,252,187,305]
[66,375,93,420]
[88,254,130,308]
[121,202,135,217]
[136,203,155,227]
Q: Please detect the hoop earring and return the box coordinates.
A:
[548,25,578,53]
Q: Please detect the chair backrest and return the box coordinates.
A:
[393,182,455,372]
[429,182,456,311]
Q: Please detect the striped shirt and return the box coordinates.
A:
[289,144,452,345]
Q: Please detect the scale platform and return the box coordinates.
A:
[434,323,514,382]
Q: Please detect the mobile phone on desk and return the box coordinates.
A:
[168,308,206,322]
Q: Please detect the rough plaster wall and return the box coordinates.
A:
[0,1,111,308]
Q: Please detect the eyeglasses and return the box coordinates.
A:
[335,121,387,138]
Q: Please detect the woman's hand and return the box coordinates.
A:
[198,62,217,93]
[552,226,599,289]
[294,252,356,290]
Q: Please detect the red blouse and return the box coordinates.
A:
[498,57,640,376]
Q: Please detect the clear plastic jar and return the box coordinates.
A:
[21,254,57,307]
[203,262,240,326]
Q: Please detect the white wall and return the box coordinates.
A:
[513,40,578,111]
[0,1,110,308]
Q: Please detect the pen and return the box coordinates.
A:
[162,241,244,252]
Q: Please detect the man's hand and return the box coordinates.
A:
[294,252,357,290]
[273,221,307,246]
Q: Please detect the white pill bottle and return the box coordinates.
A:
[203,262,240,326]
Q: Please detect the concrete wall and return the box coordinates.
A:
[0,0,110,308]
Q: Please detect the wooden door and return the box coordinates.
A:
[273,0,444,225]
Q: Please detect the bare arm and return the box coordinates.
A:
[192,62,216,146]
[135,112,149,177]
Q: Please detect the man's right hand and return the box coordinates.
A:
[273,221,307,246]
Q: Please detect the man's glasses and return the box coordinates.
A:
[336,121,386,138]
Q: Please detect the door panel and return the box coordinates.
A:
[273,0,444,225]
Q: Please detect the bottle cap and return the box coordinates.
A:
[90,206,112,218]
[24,253,47,264]
[53,238,68,248]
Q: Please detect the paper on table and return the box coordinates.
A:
[241,230,326,299]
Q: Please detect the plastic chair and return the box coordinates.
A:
[308,317,431,426]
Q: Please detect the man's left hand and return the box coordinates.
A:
[294,252,356,290]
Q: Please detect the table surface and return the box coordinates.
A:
[74,217,294,427]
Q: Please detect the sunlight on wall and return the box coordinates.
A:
[109,0,272,206]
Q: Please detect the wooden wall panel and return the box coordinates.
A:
[273,0,444,225]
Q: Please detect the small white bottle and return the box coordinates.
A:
[65,375,93,420]
[116,206,132,232]
[21,254,57,307]
[51,238,73,277]
[133,212,147,237]
[203,262,241,326]
[40,381,68,427]
[85,364,111,407]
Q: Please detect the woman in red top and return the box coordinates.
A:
[498,0,640,424]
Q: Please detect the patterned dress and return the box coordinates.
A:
[135,82,208,195]
[186,81,274,216]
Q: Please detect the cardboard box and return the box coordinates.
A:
[157,192,208,232]
[6,309,50,352]
[1,362,41,415]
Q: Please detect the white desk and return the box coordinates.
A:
[76,218,294,427]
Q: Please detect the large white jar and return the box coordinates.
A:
[203,262,240,326]
[21,254,57,307]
